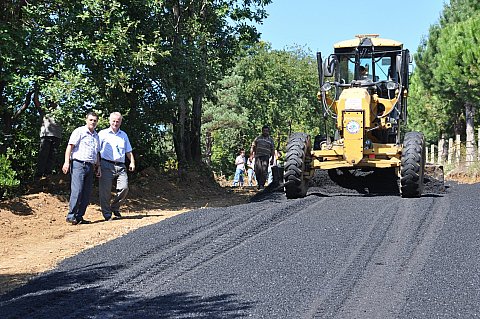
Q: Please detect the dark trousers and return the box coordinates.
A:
[66,160,94,221]
[36,136,60,176]
[254,155,269,187]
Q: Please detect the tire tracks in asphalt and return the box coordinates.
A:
[117,197,322,293]
[64,196,325,318]
[307,195,450,319]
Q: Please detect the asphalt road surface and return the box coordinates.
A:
[1,181,479,318]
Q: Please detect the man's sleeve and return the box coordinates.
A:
[67,128,80,147]
[124,133,133,153]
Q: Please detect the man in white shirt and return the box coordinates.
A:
[98,112,135,221]
[232,149,245,186]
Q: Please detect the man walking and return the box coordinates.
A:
[250,125,275,189]
[62,112,101,225]
[99,112,135,221]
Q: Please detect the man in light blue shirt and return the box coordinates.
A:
[98,112,135,221]
[62,112,101,225]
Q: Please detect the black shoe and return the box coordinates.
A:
[104,215,113,221]
[71,218,91,225]
[113,211,122,218]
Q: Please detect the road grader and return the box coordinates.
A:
[283,34,428,199]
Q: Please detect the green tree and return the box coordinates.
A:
[203,73,248,175]
[204,44,323,177]
[237,43,322,149]
[412,1,480,164]
[158,0,271,168]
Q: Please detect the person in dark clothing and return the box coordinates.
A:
[250,125,275,189]
[34,94,62,179]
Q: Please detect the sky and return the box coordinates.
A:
[256,0,449,56]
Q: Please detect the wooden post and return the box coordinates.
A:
[465,102,475,167]
[448,138,454,164]
[455,134,461,164]
[438,134,445,164]
[478,128,480,161]
[430,144,435,163]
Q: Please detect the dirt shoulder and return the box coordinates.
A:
[0,168,254,295]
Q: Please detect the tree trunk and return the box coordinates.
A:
[0,80,9,155]
[465,102,475,167]
[204,131,212,166]
[173,95,188,168]
[191,93,203,162]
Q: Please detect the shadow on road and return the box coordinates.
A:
[0,264,254,318]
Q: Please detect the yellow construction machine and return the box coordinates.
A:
[284,34,427,198]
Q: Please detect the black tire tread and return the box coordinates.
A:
[400,131,425,197]
[284,133,311,199]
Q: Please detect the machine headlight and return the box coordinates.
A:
[321,82,332,92]
[386,81,398,90]
[346,120,361,134]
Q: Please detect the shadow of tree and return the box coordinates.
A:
[0,198,33,216]
[0,264,254,318]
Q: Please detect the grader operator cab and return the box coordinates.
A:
[284,34,427,198]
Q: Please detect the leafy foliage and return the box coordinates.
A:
[203,44,323,177]
[410,0,480,142]
[0,155,20,198]
[0,0,271,188]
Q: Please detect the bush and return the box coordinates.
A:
[0,155,20,199]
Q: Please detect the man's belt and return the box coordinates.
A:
[72,159,94,166]
[101,158,124,165]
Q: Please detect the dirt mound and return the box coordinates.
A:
[446,167,480,184]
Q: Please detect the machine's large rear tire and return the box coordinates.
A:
[284,133,311,199]
[400,131,426,198]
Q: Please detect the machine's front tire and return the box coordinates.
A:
[284,133,311,199]
[400,131,426,198]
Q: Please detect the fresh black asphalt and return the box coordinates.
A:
[1,181,479,318]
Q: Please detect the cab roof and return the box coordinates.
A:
[334,34,403,49]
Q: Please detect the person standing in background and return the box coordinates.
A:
[232,149,246,187]
[250,125,275,190]
[62,112,101,225]
[98,112,135,221]
[247,153,256,187]
[34,92,62,179]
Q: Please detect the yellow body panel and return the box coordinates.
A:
[311,142,401,169]
[337,88,371,129]
[343,111,364,164]
[334,37,403,49]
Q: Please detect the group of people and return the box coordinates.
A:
[232,150,257,187]
[232,125,280,190]
[37,108,277,224]
[61,112,135,225]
